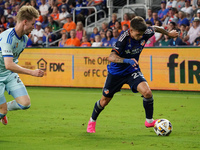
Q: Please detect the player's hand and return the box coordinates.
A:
[31,69,44,77]
[168,30,178,38]
[123,58,138,67]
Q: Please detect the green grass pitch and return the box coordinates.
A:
[1,87,200,150]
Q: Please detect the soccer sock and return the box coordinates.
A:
[0,113,6,120]
[7,100,30,111]
[146,118,154,123]
[143,97,154,121]
[7,100,21,111]
[90,100,104,122]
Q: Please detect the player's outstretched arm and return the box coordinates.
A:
[4,57,44,77]
[108,52,138,67]
[108,52,124,63]
[153,26,178,38]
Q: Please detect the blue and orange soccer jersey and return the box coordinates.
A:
[0,28,28,75]
[107,26,155,76]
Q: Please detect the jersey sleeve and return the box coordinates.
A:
[1,37,14,57]
[111,32,127,55]
[143,26,155,40]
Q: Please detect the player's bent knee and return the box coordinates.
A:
[18,103,31,110]
[23,104,31,110]
[24,99,31,107]
[143,90,152,98]
[15,96,31,110]
[18,99,31,110]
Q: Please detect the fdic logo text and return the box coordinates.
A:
[37,58,64,72]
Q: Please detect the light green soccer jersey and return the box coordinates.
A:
[0,28,28,76]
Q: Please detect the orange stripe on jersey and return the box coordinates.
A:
[112,49,119,54]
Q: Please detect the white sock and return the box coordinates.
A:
[7,100,21,111]
[146,118,154,123]
[90,117,96,122]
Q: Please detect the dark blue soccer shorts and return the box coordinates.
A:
[102,71,147,98]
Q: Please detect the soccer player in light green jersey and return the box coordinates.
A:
[0,6,44,125]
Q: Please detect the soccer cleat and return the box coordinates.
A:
[145,119,157,128]
[1,116,8,125]
[87,120,96,133]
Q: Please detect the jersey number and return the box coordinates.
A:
[131,72,143,79]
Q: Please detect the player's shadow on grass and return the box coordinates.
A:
[136,135,158,137]
[80,132,116,140]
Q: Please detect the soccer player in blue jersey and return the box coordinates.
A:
[87,16,178,133]
[0,6,44,125]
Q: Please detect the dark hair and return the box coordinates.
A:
[71,2,76,7]
[115,21,122,29]
[155,20,162,26]
[45,26,52,32]
[146,20,152,26]
[130,16,147,32]
[124,13,130,20]
[170,21,176,26]
[105,29,113,40]
[123,24,129,28]
[78,0,82,4]
[180,24,186,27]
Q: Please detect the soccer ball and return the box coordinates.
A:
[154,119,172,136]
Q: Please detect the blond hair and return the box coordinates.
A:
[16,5,39,22]
[112,13,117,18]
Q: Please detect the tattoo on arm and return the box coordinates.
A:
[153,26,169,36]
[109,52,124,63]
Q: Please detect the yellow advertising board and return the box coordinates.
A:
[18,47,200,91]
